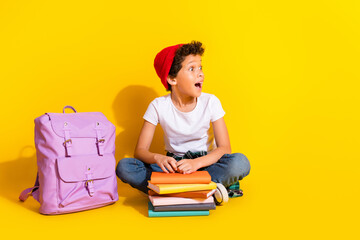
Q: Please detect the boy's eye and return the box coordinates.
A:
[189,66,202,71]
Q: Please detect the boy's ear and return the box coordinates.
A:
[167,76,177,86]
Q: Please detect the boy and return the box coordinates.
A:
[116,41,250,204]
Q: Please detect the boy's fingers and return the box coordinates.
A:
[177,164,186,172]
[169,161,178,171]
[182,169,190,174]
[160,164,169,173]
[164,163,174,173]
[176,160,184,166]
[167,158,178,170]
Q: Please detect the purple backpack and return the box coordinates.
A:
[19,106,118,214]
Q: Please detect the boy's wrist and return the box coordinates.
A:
[194,158,204,170]
[153,153,161,164]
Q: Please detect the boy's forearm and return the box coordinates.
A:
[134,148,157,165]
[195,146,231,169]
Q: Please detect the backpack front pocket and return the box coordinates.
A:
[56,153,116,209]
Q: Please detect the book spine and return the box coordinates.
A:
[149,196,214,206]
[148,210,210,217]
[148,189,216,198]
[159,182,217,194]
[151,179,211,184]
[153,203,216,211]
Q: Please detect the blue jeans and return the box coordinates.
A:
[116,153,250,194]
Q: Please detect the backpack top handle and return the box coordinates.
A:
[63,106,77,114]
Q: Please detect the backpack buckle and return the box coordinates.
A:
[63,139,72,146]
[85,180,94,197]
[85,180,93,186]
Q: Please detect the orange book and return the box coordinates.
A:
[148,189,216,199]
[149,171,211,184]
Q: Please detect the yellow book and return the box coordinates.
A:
[147,181,217,194]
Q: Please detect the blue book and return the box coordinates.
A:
[148,202,209,217]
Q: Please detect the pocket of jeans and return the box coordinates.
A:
[56,153,116,208]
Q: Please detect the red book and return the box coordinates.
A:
[148,189,216,199]
[149,171,211,184]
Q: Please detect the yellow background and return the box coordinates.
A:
[0,0,359,239]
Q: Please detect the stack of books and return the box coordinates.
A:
[147,171,217,217]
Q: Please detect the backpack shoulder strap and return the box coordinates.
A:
[19,173,39,202]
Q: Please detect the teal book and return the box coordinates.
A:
[148,202,209,217]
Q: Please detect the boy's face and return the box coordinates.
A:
[169,54,204,98]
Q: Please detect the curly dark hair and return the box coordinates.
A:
[167,41,205,91]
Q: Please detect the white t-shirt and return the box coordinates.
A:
[143,92,225,156]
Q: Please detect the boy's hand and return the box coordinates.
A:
[176,159,201,174]
[154,154,178,173]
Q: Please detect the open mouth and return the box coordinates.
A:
[195,82,202,89]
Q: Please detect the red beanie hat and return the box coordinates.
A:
[154,44,183,90]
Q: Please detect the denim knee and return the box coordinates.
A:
[116,158,143,185]
[226,153,251,180]
[116,158,130,182]
[116,158,151,194]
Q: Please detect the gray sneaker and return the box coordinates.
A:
[227,181,243,198]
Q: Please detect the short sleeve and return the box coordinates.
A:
[143,101,159,126]
[210,95,225,122]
